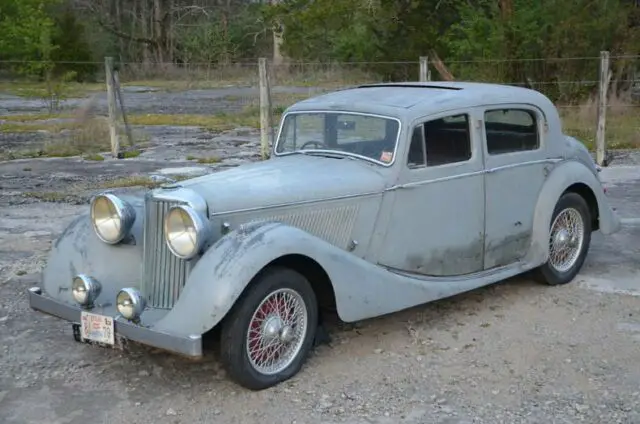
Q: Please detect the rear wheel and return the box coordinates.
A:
[533,192,592,285]
[219,266,318,390]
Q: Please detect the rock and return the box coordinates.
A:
[440,406,454,414]
[166,408,177,416]
[138,370,150,377]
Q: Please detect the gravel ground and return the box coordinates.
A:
[1,90,640,424]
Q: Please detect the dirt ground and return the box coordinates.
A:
[1,89,640,424]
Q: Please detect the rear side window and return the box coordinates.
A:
[484,109,539,154]
[407,114,472,167]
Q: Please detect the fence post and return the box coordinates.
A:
[113,70,134,149]
[104,57,120,158]
[258,58,272,160]
[419,56,429,82]
[596,51,610,166]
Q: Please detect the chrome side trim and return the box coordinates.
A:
[388,158,564,191]
[389,169,486,190]
[210,191,381,217]
[485,158,563,173]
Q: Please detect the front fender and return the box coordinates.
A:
[41,195,145,307]
[524,159,621,265]
[154,219,526,335]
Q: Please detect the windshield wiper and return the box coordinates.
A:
[305,151,345,159]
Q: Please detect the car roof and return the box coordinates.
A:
[286,81,556,121]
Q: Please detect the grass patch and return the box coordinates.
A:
[98,176,160,189]
[187,155,221,164]
[121,150,142,158]
[0,81,104,98]
[23,191,70,202]
[84,154,105,161]
[1,113,73,122]
[96,174,196,189]
[559,92,640,150]
[0,122,76,133]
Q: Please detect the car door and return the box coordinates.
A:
[375,110,486,277]
[481,105,549,269]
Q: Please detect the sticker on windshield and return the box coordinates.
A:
[380,151,393,163]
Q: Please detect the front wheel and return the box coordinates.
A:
[219,266,318,390]
[533,192,592,285]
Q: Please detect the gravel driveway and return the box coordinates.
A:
[1,120,639,423]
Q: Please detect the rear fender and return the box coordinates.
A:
[524,159,621,265]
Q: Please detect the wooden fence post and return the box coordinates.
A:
[419,56,429,82]
[113,70,134,149]
[596,51,610,166]
[258,58,272,160]
[105,57,120,158]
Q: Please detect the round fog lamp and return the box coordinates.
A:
[71,275,101,306]
[90,193,136,244]
[164,205,210,260]
[116,288,146,320]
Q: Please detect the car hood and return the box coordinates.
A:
[178,154,388,214]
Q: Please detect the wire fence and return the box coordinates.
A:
[0,54,638,162]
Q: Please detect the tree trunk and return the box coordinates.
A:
[154,0,165,63]
[271,0,285,66]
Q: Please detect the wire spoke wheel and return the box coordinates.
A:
[548,207,585,273]
[246,288,308,375]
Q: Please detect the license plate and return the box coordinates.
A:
[79,311,115,345]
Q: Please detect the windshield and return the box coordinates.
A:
[275,112,400,165]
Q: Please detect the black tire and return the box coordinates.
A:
[219,266,318,390]
[533,192,592,285]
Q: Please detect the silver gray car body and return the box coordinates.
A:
[29,81,621,358]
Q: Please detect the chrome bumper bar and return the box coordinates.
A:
[28,287,202,358]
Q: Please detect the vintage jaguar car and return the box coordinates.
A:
[28,81,621,390]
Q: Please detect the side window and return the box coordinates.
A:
[484,109,539,154]
[424,113,472,166]
[406,114,472,168]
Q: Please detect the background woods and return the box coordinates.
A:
[1,0,638,100]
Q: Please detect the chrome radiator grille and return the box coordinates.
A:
[142,196,190,309]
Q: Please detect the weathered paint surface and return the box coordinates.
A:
[152,221,538,335]
[35,82,622,346]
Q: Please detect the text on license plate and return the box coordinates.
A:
[80,311,115,345]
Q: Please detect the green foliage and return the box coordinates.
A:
[49,5,98,81]
[0,0,58,75]
[1,0,638,106]
[0,0,96,82]
[269,0,640,100]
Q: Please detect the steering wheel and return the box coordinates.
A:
[300,140,328,150]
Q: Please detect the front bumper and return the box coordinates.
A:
[28,287,202,357]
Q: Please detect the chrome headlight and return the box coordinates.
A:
[90,193,136,244]
[164,205,211,260]
[116,288,146,320]
[71,275,101,306]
